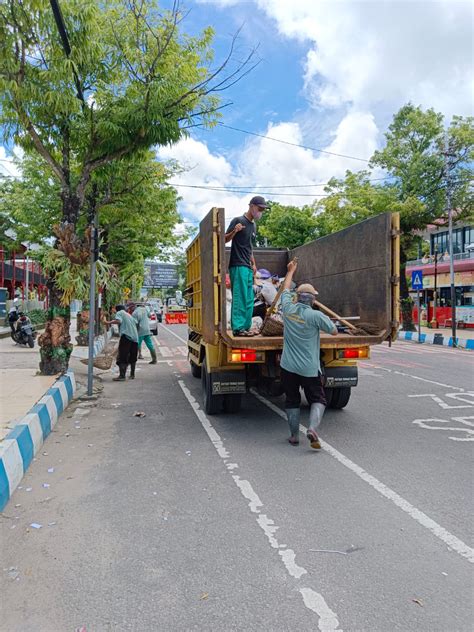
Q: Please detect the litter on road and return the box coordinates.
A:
[30,523,42,529]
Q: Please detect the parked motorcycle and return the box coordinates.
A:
[11,313,37,348]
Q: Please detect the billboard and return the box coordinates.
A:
[143,262,178,288]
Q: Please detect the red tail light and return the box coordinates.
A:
[338,348,369,359]
[150,313,157,320]
[229,348,264,363]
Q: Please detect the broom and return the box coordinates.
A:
[313,299,383,336]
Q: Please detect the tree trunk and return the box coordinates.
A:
[400,247,416,331]
[38,280,73,375]
[38,192,82,375]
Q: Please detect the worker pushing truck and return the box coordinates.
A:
[185,204,400,419]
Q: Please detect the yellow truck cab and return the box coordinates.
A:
[186,207,400,414]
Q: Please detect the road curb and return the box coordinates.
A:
[0,370,76,511]
[397,330,474,349]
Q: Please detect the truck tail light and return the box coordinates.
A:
[150,313,157,320]
[338,347,368,359]
[229,349,264,363]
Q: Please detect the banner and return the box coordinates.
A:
[143,263,178,288]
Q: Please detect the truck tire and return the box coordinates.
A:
[27,334,35,349]
[223,394,242,413]
[202,364,223,415]
[190,360,201,379]
[328,387,351,409]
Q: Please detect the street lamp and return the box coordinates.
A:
[430,244,439,328]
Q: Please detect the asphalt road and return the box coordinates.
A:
[1,325,472,631]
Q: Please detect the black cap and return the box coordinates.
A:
[249,195,269,208]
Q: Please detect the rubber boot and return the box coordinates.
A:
[286,408,300,446]
[129,363,136,379]
[113,364,127,381]
[307,403,325,449]
[148,347,157,364]
[138,350,144,360]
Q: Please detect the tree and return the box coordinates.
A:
[257,203,318,249]
[0,0,257,373]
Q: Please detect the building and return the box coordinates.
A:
[406,218,474,328]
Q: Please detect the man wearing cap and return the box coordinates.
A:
[225,196,268,336]
[280,259,337,449]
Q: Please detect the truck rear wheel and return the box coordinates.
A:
[328,387,351,409]
[190,360,201,379]
[223,394,242,413]
[202,364,223,415]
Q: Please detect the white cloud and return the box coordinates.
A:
[256,0,473,117]
[157,111,379,221]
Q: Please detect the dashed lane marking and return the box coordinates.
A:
[179,380,341,631]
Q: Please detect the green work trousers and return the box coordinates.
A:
[138,334,154,353]
[229,265,254,333]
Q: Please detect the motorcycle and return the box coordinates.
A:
[11,314,37,348]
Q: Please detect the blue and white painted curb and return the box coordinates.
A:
[93,329,112,357]
[398,330,474,350]
[0,370,76,511]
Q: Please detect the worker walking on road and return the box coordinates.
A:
[225,195,268,337]
[132,304,157,364]
[104,305,139,381]
[280,260,338,448]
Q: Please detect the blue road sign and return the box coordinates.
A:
[411,270,423,290]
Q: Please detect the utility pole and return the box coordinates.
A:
[87,190,98,397]
[445,133,456,346]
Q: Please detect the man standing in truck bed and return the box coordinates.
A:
[280,259,338,449]
[225,195,268,337]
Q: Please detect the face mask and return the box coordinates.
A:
[252,208,263,220]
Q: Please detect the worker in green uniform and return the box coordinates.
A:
[280,260,338,448]
[132,304,157,364]
[104,305,139,381]
[225,195,268,336]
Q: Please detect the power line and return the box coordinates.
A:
[167,183,327,197]
[217,123,371,163]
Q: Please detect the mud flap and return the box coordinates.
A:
[210,370,247,395]
[323,366,358,388]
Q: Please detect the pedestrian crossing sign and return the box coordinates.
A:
[411,270,423,290]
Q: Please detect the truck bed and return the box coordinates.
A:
[223,329,388,350]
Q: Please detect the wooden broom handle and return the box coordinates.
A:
[313,298,358,331]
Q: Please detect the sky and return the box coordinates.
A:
[156,0,473,230]
[1,0,472,233]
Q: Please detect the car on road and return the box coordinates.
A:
[148,299,163,323]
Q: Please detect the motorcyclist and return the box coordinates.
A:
[8,303,19,333]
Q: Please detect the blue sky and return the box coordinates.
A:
[155,0,473,227]
[1,0,472,228]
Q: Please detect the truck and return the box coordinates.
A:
[186,207,400,414]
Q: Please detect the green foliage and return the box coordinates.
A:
[39,246,114,306]
[258,203,318,249]
[26,309,48,326]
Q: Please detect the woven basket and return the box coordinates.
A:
[260,313,284,337]
[80,344,117,370]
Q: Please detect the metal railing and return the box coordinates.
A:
[406,251,474,267]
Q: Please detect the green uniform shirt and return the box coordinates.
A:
[132,306,151,336]
[115,310,139,343]
[280,290,335,377]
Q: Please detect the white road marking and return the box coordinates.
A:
[158,346,172,357]
[358,364,465,392]
[159,324,188,345]
[412,416,474,441]
[178,380,341,632]
[251,389,474,564]
[408,392,474,409]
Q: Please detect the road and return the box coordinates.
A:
[1,325,473,631]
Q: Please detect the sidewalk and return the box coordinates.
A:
[398,324,474,349]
